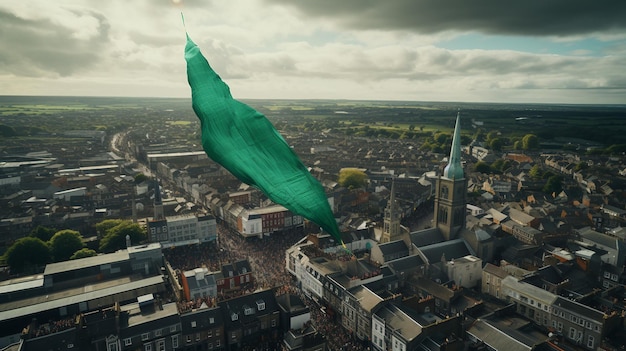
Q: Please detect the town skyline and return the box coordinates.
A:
[2,1,626,105]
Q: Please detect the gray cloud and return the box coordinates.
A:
[263,0,626,37]
[0,8,110,77]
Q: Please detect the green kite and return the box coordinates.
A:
[184,33,343,245]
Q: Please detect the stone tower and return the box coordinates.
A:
[433,112,467,241]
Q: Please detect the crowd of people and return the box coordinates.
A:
[163,220,373,350]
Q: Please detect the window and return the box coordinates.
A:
[244,306,254,315]
[209,317,214,324]
[108,343,119,351]
[172,335,179,349]
[216,340,220,347]
[256,300,266,311]
[191,321,197,328]
[156,339,165,351]
[142,333,150,341]
[155,329,162,337]
[196,333,201,341]
[144,344,152,351]
[124,338,132,346]
[170,325,177,333]
[208,330,212,337]
[271,319,277,327]
[186,335,191,343]
[587,335,594,348]
[231,312,239,321]
[569,327,576,340]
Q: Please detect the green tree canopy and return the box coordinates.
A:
[522,134,540,150]
[489,138,504,151]
[542,175,563,195]
[474,161,491,173]
[338,168,368,189]
[95,219,125,239]
[30,225,56,242]
[528,164,543,179]
[134,173,149,184]
[99,221,147,253]
[4,237,51,274]
[70,248,98,260]
[49,230,84,262]
[491,159,512,173]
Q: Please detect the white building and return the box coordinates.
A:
[445,255,482,289]
[162,214,217,247]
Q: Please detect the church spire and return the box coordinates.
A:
[443,111,464,180]
[153,177,164,221]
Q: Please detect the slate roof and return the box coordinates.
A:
[467,319,533,351]
[378,240,409,256]
[483,263,508,279]
[222,259,252,277]
[179,306,224,333]
[386,255,425,272]
[553,296,605,322]
[218,289,278,329]
[375,303,423,342]
[409,228,444,247]
[418,239,473,264]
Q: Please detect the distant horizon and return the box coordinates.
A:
[2,94,626,108]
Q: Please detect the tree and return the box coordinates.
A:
[134,173,148,184]
[30,225,56,242]
[338,168,368,189]
[489,138,504,151]
[4,237,51,274]
[528,165,543,179]
[491,159,512,173]
[542,175,563,195]
[49,230,84,262]
[95,219,125,239]
[486,131,499,142]
[522,134,540,150]
[99,221,147,253]
[474,161,491,173]
[70,248,98,260]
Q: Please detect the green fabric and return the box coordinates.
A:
[184,34,342,244]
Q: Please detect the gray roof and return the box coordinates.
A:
[483,263,509,279]
[418,239,473,264]
[579,227,618,250]
[348,285,384,313]
[378,240,409,255]
[44,250,129,275]
[375,303,423,341]
[553,296,605,322]
[0,275,165,323]
[467,319,533,351]
[409,228,444,247]
[387,255,425,272]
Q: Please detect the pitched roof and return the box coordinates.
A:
[418,239,473,264]
[409,227,444,247]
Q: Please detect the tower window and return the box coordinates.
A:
[439,208,448,224]
[440,186,449,199]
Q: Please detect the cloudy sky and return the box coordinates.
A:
[2,0,626,104]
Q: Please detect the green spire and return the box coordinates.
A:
[443,112,464,180]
